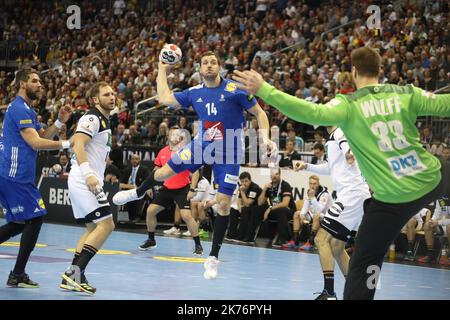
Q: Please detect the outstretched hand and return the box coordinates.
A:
[58,104,72,123]
[232,69,265,95]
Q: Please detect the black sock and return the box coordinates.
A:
[209,215,229,258]
[309,231,317,244]
[174,222,180,229]
[193,236,201,246]
[324,271,334,294]
[293,231,299,245]
[13,217,43,275]
[199,220,208,231]
[148,232,155,241]
[76,244,98,272]
[72,252,80,265]
[407,241,414,252]
[0,222,25,244]
[427,247,434,256]
[136,171,163,197]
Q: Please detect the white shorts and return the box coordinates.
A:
[321,191,370,238]
[68,173,111,223]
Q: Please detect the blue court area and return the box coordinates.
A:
[0,219,449,300]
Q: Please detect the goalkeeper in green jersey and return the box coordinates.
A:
[233,47,449,300]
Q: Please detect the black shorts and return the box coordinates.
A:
[152,185,191,210]
[76,206,112,224]
[320,217,353,242]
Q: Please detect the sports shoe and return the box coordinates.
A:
[439,257,449,266]
[314,290,337,300]
[203,256,219,280]
[418,255,436,264]
[282,240,298,249]
[403,250,415,262]
[163,227,181,235]
[182,230,192,237]
[112,188,144,205]
[193,244,203,256]
[198,229,209,239]
[7,271,39,288]
[299,241,314,251]
[139,239,157,250]
[62,269,96,295]
[60,277,79,292]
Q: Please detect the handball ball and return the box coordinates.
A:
[52,164,62,174]
[159,44,182,65]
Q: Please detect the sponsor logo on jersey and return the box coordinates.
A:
[80,122,93,134]
[34,208,41,213]
[95,211,101,217]
[224,174,239,185]
[89,116,94,122]
[196,97,203,103]
[203,121,224,141]
[387,150,427,178]
[19,119,32,124]
[179,148,192,161]
[11,206,24,214]
[225,82,237,93]
[248,191,256,198]
[247,94,254,101]
[219,94,225,101]
[39,198,46,209]
[101,119,107,129]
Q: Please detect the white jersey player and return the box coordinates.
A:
[61,82,116,295]
[295,126,371,300]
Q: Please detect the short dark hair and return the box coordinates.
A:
[239,171,251,180]
[200,51,221,65]
[313,143,324,151]
[15,69,38,90]
[286,137,296,146]
[351,47,381,78]
[89,81,110,99]
[314,130,324,137]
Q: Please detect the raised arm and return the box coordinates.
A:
[233,70,349,127]
[156,61,181,107]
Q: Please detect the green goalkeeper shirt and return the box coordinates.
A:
[257,83,450,204]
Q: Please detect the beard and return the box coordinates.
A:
[26,87,38,100]
[201,70,219,82]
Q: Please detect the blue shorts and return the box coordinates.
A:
[0,176,47,222]
[167,139,240,196]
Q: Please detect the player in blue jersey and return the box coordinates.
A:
[0,69,71,288]
[113,51,276,279]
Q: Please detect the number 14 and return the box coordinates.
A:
[205,103,217,116]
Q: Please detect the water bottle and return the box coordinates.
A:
[388,244,396,260]
[439,246,448,265]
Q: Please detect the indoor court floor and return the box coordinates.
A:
[0,219,449,300]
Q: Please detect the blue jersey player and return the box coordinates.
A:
[114,51,276,279]
[0,69,71,288]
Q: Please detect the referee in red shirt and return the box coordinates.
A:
[139,126,203,255]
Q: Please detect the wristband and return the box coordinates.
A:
[61,140,70,149]
[80,162,96,178]
[55,119,64,129]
